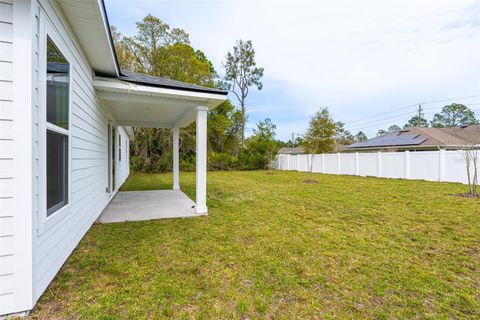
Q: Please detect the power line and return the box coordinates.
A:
[345,100,480,131]
[347,103,480,133]
[344,103,417,125]
[346,111,418,131]
[420,94,480,105]
[344,94,480,125]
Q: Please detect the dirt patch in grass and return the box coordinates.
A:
[456,192,480,198]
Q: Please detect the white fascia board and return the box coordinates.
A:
[123,126,134,139]
[93,77,227,108]
[96,0,119,77]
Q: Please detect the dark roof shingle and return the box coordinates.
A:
[118,70,228,95]
[348,125,480,149]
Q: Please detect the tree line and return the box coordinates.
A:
[112,15,479,173]
[112,15,275,172]
[286,102,479,155]
[376,103,478,136]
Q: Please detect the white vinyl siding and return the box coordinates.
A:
[0,0,15,311]
[0,0,131,314]
[116,126,130,188]
[32,1,129,302]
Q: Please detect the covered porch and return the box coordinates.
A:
[98,190,198,223]
[94,73,227,222]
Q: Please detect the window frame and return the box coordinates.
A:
[38,16,73,234]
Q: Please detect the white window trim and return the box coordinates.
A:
[37,13,73,235]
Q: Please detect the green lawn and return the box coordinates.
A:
[30,171,480,319]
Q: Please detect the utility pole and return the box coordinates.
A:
[417,103,424,127]
[291,132,303,147]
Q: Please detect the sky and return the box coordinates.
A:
[105,0,480,141]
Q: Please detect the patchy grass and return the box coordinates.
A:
[30,171,480,319]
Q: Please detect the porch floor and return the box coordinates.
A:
[97,190,201,224]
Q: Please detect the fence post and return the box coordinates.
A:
[355,152,359,176]
[405,151,410,179]
[297,154,300,172]
[286,154,290,170]
[321,153,325,173]
[337,153,341,174]
[439,149,445,181]
[377,151,382,177]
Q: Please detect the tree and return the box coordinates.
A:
[388,125,401,133]
[240,118,278,170]
[335,122,355,145]
[208,100,242,154]
[355,131,368,142]
[155,44,216,87]
[403,115,429,129]
[303,108,336,182]
[431,103,479,128]
[224,39,264,147]
[460,145,479,195]
[110,26,137,70]
[377,129,387,136]
[111,16,222,172]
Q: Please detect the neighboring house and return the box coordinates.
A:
[347,125,480,152]
[0,0,227,316]
[278,147,305,155]
[278,144,348,155]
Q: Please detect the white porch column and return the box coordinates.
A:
[195,106,208,214]
[172,128,180,190]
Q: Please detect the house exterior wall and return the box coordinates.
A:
[116,126,130,188]
[0,0,21,313]
[32,0,130,303]
[1,0,131,315]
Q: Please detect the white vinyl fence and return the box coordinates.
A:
[272,150,475,184]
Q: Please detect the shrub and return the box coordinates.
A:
[208,152,239,170]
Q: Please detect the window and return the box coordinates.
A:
[118,134,121,161]
[46,36,70,216]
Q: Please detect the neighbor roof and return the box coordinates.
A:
[278,147,305,154]
[348,125,480,150]
[118,70,228,95]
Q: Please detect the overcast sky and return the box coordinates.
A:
[105,0,480,141]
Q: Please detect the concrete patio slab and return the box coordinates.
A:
[98,190,202,224]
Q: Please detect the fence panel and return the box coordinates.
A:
[381,152,405,179]
[358,153,378,177]
[312,154,323,173]
[409,151,440,182]
[444,151,468,184]
[323,154,338,174]
[274,150,478,185]
[340,153,356,175]
[298,155,309,172]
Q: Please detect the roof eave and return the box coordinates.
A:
[98,0,120,77]
[120,79,228,95]
[93,77,227,107]
[56,0,119,77]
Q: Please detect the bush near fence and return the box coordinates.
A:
[273,150,474,184]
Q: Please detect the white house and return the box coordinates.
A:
[0,0,227,316]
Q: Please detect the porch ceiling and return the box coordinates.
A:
[94,77,227,128]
